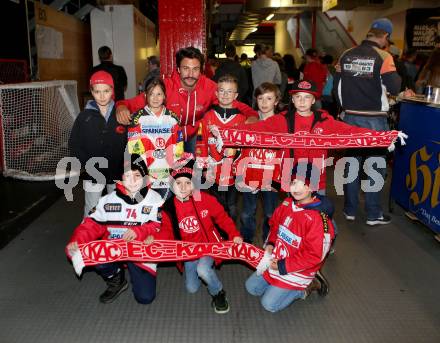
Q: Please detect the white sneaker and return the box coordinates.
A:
[343,211,355,221]
[366,214,392,226]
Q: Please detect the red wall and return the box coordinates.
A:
[159,0,206,76]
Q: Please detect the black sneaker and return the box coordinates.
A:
[315,270,329,297]
[99,271,128,304]
[366,214,392,226]
[211,290,230,314]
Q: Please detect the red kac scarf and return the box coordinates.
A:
[70,239,264,276]
[219,128,399,149]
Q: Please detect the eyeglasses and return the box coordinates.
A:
[218,89,237,96]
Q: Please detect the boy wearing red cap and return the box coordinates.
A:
[245,162,335,312]
[163,158,243,314]
[70,71,128,217]
[284,79,398,195]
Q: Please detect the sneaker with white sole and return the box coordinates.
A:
[343,211,355,221]
[366,214,391,226]
[211,290,229,314]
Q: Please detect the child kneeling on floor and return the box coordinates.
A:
[245,162,335,312]
[163,157,243,314]
[66,154,172,304]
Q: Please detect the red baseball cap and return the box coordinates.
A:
[90,71,114,88]
[289,80,319,97]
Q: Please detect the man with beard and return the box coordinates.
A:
[116,47,256,153]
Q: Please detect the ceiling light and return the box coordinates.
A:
[266,14,274,21]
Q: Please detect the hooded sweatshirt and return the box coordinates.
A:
[251,57,282,88]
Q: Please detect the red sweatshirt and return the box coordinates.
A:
[233,113,289,189]
[286,110,380,190]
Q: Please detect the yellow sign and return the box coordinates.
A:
[322,0,338,12]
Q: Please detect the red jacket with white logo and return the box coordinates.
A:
[117,72,257,140]
[263,197,335,290]
[66,184,173,275]
[165,191,240,245]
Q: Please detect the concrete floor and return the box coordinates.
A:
[0,180,439,343]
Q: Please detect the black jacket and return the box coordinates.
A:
[91,61,128,101]
[334,40,401,114]
[213,59,249,102]
[69,101,127,183]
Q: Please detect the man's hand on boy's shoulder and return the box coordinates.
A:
[116,105,133,125]
[244,116,258,124]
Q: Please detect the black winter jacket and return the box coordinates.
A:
[69,101,127,183]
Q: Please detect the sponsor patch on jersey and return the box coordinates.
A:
[104,203,122,212]
[282,200,290,206]
[141,126,171,134]
[142,206,152,214]
[107,227,128,239]
[278,225,301,249]
[200,210,208,218]
[153,149,166,159]
[177,130,183,142]
[343,57,375,77]
[179,216,200,233]
[208,137,217,145]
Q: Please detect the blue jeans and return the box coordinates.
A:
[240,190,279,244]
[245,272,305,313]
[184,256,222,296]
[342,114,389,220]
[212,186,238,222]
[95,262,156,304]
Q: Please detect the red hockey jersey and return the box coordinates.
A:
[196,107,247,186]
[263,197,335,290]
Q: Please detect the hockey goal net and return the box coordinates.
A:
[0,80,79,180]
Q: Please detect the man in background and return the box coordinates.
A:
[91,46,128,101]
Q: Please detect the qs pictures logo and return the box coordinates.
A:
[405,144,440,208]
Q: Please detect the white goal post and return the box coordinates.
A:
[0,80,79,180]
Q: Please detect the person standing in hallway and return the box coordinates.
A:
[141,55,161,92]
[334,18,401,226]
[303,49,327,110]
[115,46,257,153]
[91,46,128,101]
[251,44,281,90]
[213,44,249,102]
